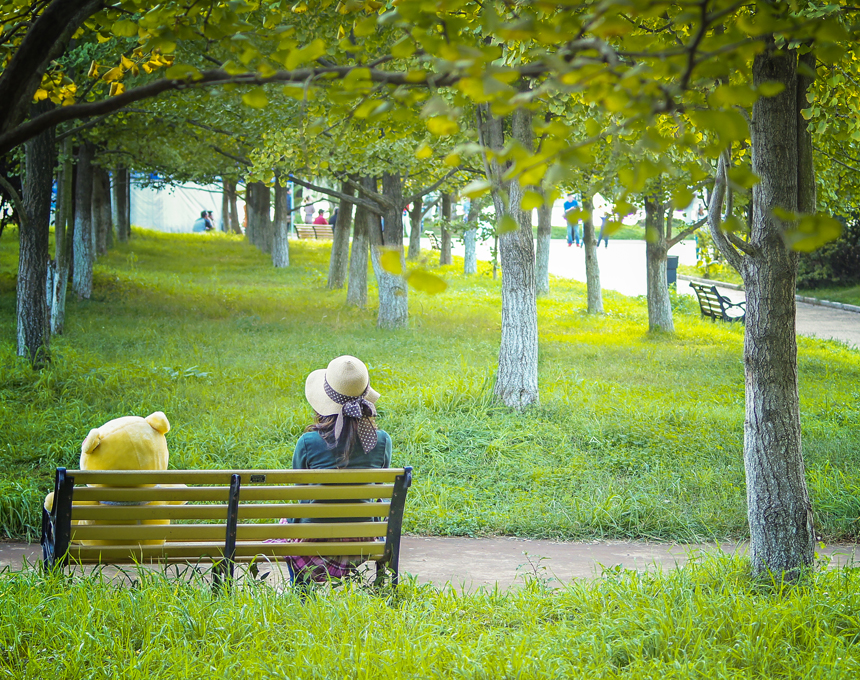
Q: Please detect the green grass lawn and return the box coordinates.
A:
[2,227,860,544]
[798,285,860,307]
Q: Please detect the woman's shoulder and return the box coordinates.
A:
[376,429,391,444]
[296,431,327,450]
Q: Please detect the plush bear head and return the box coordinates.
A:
[80,411,171,472]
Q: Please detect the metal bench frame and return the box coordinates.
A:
[689,281,746,323]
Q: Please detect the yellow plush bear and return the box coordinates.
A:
[45,411,181,546]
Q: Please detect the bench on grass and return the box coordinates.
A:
[426,232,441,250]
[41,467,412,586]
[295,223,334,240]
[689,281,746,323]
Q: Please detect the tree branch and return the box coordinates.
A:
[0,173,27,231]
[288,175,383,215]
[667,216,707,248]
[707,151,747,272]
[403,168,461,205]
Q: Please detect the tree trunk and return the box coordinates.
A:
[17,104,55,366]
[347,187,370,308]
[463,198,479,275]
[582,195,604,314]
[113,165,130,242]
[644,195,673,332]
[72,142,94,299]
[50,137,73,335]
[407,196,423,260]
[221,179,231,232]
[372,172,408,329]
[272,181,290,268]
[327,181,354,288]
[260,184,272,253]
[487,106,539,409]
[535,197,552,295]
[225,180,241,234]
[741,44,814,579]
[92,164,111,256]
[246,182,270,250]
[439,192,453,266]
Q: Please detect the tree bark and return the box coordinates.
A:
[327,181,354,288]
[246,182,271,250]
[347,184,371,307]
[740,44,814,579]
[407,196,423,260]
[463,198,480,275]
[582,195,604,314]
[92,164,111,256]
[221,179,231,232]
[72,141,94,299]
[372,172,408,329]
[535,197,552,295]
[439,192,453,265]
[272,181,290,268]
[644,195,674,332]
[228,181,241,234]
[113,165,130,242]
[17,104,55,366]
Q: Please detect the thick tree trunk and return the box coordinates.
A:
[407,196,423,260]
[741,45,814,579]
[347,190,370,308]
[439,193,453,266]
[463,198,479,275]
[581,195,604,314]
[113,166,130,242]
[226,180,241,234]
[72,142,94,299]
[327,181,354,288]
[17,105,55,366]
[246,182,271,250]
[272,182,290,268]
[644,195,673,332]
[491,108,539,408]
[372,172,408,329]
[535,199,552,295]
[92,164,111,256]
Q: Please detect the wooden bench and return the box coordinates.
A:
[426,232,441,250]
[295,223,334,239]
[41,467,412,586]
[689,281,746,323]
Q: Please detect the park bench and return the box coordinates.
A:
[295,223,334,240]
[689,281,746,323]
[41,467,412,586]
[426,232,441,250]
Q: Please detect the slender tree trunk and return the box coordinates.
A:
[72,142,94,299]
[644,195,673,332]
[113,166,130,242]
[17,104,55,366]
[221,179,230,232]
[407,196,423,260]
[92,165,111,256]
[347,184,371,307]
[50,138,72,335]
[225,180,240,234]
[272,182,290,268]
[741,45,814,579]
[439,192,453,265]
[327,181,354,288]
[372,172,408,329]
[582,195,603,314]
[260,184,272,253]
[463,198,479,275]
[535,197,552,295]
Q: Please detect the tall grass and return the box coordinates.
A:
[1,227,859,542]
[1,553,859,678]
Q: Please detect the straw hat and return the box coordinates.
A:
[305,355,380,416]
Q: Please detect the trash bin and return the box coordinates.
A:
[666,255,679,287]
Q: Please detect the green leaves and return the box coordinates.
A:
[242,87,268,108]
[781,213,843,252]
[496,215,519,235]
[379,249,447,294]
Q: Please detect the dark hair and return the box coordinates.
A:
[306,412,377,467]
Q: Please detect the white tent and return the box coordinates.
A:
[130,179,244,233]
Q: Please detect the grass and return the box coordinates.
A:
[798,285,860,307]
[1,553,860,678]
[1,227,860,544]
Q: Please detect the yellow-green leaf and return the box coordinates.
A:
[520,190,543,211]
[380,249,403,275]
[242,87,268,108]
[426,116,459,136]
[496,215,518,235]
[672,188,694,210]
[727,166,760,190]
[165,63,201,80]
[721,215,745,233]
[112,20,138,38]
[415,143,433,160]
[783,214,843,252]
[461,179,491,199]
[407,270,447,294]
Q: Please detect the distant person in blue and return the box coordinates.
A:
[192,210,208,232]
[598,214,610,248]
[563,193,581,247]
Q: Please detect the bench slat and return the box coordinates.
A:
[73,484,395,503]
[66,469,405,485]
[70,502,391,521]
[68,540,387,563]
[70,521,387,542]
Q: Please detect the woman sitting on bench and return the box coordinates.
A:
[270,355,391,583]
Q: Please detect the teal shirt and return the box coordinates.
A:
[291,429,392,523]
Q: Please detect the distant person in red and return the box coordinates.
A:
[313,209,328,225]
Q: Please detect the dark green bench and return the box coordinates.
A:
[689,281,746,323]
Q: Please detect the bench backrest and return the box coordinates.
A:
[690,282,726,320]
[43,467,412,571]
[295,224,334,239]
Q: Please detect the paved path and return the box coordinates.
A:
[443,237,860,349]
[4,539,858,589]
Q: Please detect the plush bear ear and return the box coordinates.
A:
[81,428,101,456]
[145,411,170,435]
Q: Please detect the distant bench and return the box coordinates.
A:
[426,232,441,250]
[296,223,334,239]
[689,281,746,323]
[41,467,412,587]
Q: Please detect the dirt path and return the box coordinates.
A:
[5,538,858,590]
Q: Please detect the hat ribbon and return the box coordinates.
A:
[323,378,378,453]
